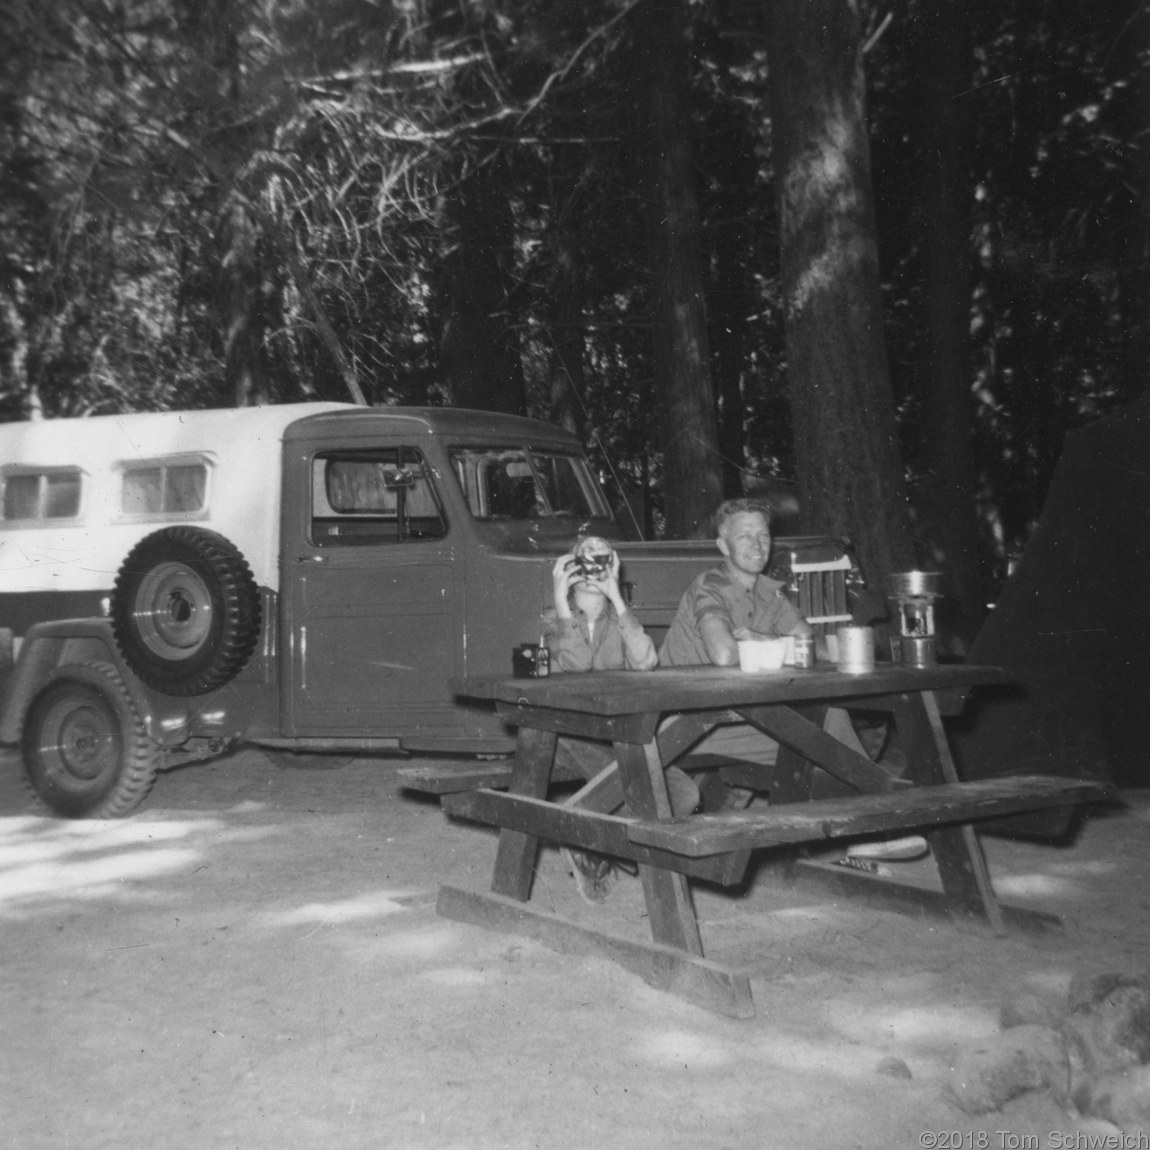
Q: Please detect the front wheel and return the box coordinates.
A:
[21,662,161,818]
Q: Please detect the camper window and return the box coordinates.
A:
[118,457,210,518]
[1,468,82,524]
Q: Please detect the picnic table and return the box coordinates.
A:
[401,664,1111,1018]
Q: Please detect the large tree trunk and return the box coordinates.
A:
[1114,3,1150,407]
[546,227,586,436]
[639,0,723,539]
[438,167,526,415]
[907,2,984,647]
[766,0,916,605]
[222,200,268,408]
[185,0,271,408]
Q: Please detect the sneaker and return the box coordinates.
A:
[665,765,701,817]
[563,847,617,903]
[845,834,929,861]
[833,854,893,878]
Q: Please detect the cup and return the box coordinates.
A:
[835,625,875,674]
[737,638,788,673]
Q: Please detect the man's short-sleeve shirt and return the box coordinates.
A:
[659,565,806,666]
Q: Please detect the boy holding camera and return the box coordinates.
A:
[543,538,657,672]
[542,537,699,901]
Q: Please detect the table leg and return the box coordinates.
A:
[892,691,1006,934]
[616,740,704,956]
[491,726,558,902]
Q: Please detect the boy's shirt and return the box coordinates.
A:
[542,604,656,672]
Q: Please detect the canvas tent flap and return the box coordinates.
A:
[953,396,1150,831]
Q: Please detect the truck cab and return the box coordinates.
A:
[0,403,857,818]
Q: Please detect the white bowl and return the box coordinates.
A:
[737,638,788,673]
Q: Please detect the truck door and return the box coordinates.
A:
[280,439,463,738]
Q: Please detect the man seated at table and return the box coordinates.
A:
[658,497,811,809]
[543,537,700,901]
[659,499,928,866]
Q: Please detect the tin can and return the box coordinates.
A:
[899,635,937,669]
[792,634,815,669]
[835,625,875,674]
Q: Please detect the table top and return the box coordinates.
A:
[451,663,1010,716]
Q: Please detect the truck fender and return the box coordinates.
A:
[0,620,187,747]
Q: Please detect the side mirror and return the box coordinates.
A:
[382,467,417,490]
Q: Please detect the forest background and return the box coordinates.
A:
[1,0,1146,644]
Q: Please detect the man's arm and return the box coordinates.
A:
[699,614,740,666]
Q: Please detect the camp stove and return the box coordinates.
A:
[889,571,943,668]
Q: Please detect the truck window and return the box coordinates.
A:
[449,448,610,520]
[1,468,83,524]
[311,448,447,545]
[119,457,209,517]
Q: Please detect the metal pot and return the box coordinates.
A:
[888,571,942,598]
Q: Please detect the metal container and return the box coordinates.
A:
[835,625,875,674]
[899,635,937,669]
[792,634,815,669]
[888,571,943,599]
[512,643,550,677]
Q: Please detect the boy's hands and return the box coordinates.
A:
[593,551,627,612]
[552,550,627,617]
[552,553,580,618]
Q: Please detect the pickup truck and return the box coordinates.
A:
[0,402,858,818]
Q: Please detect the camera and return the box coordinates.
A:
[574,536,614,579]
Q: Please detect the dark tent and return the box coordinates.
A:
[953,396,1150,825]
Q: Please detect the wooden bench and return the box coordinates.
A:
[627,775,1112,857]
[397,757,583,794]
[398,761,515,794]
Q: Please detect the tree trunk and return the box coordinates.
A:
[766,0,916,605]
[546,227,586,436]
[438,168,526,416]
[907,2,984,647]
[1114,3,1150,406]
[189,0,271,408]
[222,200,268,408]
[639,0,723,539]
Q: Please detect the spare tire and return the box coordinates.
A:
[111,526,262,696]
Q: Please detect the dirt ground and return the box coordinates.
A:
[1,745,1147,1150]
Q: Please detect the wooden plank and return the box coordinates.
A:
[627,776,1113,857]
[891,691,1005,931]
[456,664,1010,717]
[397,756,585,794]
[397,762,514,794]
[494,702,658,744]
[490,727,557,901]
[436,885,755,1020]
[734,702,900,793]
[441,789,750,886]
[616,740,703,955]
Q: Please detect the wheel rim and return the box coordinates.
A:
[36,696,121,789]
[132,560,214,662]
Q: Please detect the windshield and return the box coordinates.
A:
[450,447,612,521]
